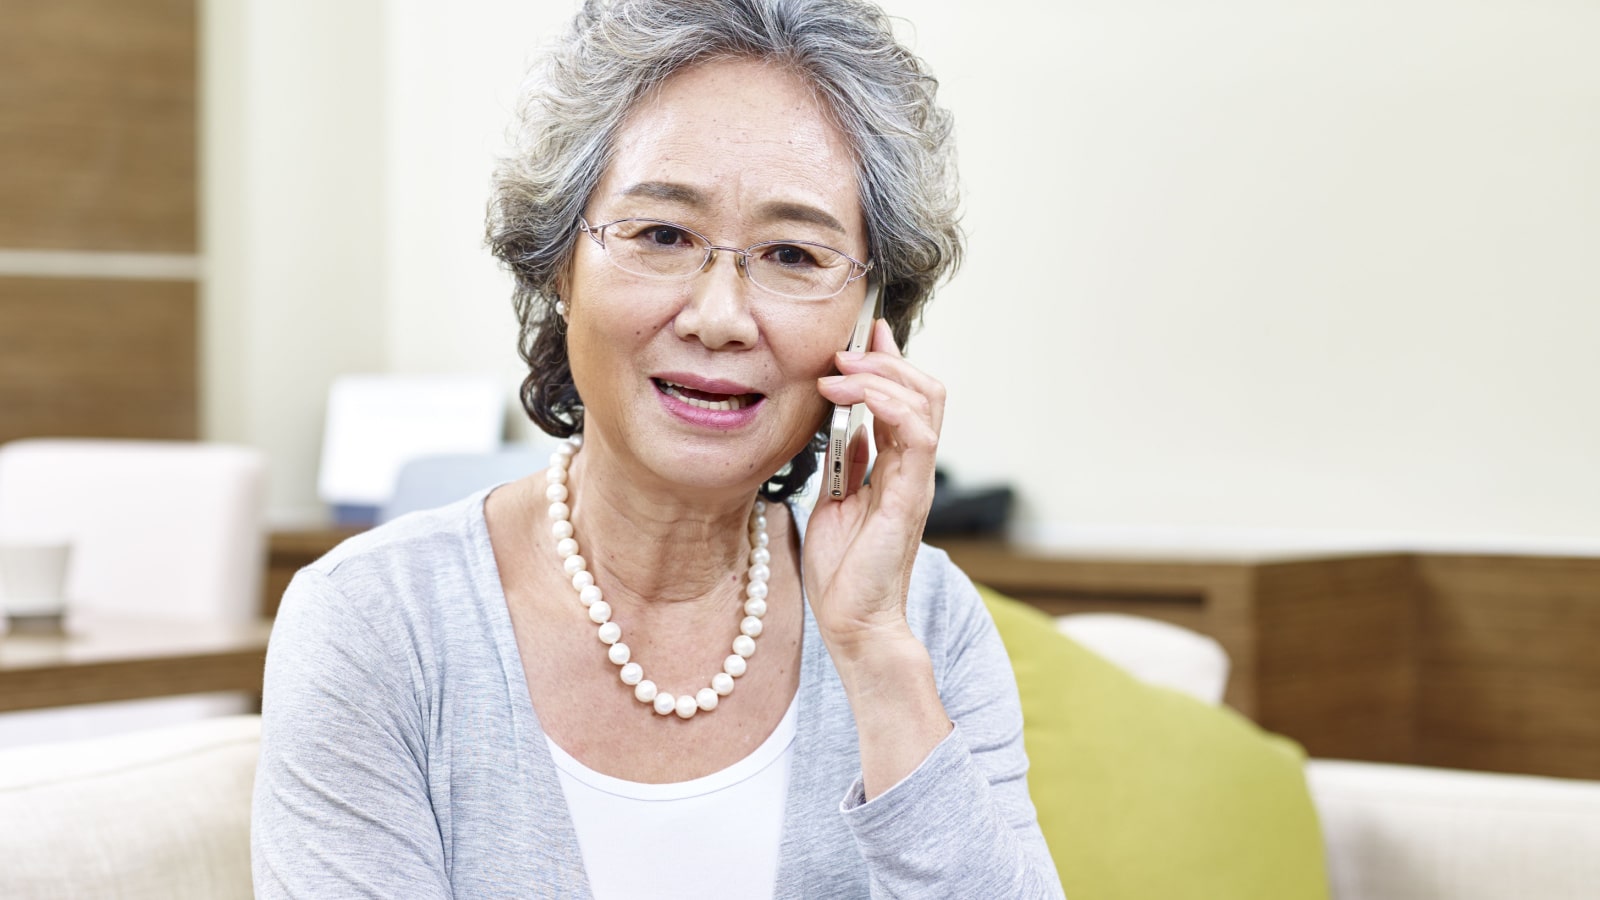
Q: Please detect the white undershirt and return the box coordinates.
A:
[546,694,799,900]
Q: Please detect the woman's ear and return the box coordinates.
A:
[552,258,577,318]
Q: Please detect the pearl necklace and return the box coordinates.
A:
[544,435,771,719]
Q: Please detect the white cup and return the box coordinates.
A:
[0,541,73,623]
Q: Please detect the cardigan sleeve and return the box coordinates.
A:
[251,568,453,900]
[837,554,1066,898]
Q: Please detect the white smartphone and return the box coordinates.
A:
[825,280,883,500]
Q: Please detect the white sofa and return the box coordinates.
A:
[3,624,1598,898]
[0,715,258,899]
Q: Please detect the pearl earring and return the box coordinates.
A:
[555,300,568,317]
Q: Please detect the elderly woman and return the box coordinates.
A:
[252,1,1062,897]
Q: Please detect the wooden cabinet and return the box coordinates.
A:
[932,539,1600,780]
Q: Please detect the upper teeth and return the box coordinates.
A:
[661,381,751,411]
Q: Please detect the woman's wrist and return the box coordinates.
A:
[823,627,953,800]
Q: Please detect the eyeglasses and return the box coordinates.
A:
[578,216,872,301]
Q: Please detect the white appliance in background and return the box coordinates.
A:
[316,374,506,523]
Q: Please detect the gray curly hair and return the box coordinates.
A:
[486,0,962,499]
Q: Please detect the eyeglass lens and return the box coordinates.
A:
[599,220,856,299]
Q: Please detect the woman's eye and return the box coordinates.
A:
[767,244,818,267]
[641,225,691,247]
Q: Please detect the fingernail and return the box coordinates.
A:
[838,351,865,361]
[819,375,845,385]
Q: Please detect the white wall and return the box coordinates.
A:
[202,0,390,522]
[204,0,1600,548]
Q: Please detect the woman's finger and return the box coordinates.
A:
[818,372,938,442]
[859,388,939,455]
[834,322,946,432]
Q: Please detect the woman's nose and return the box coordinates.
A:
[673,252,759,349]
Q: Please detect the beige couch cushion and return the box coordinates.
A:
[1309,758,1600,900]
[0,715,259,899]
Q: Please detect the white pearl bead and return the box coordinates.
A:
[750,547,770,566]
[546,483,569,503]
[569,434,583,448]
[746,581,768,600]
[751,514,767,532]
[597,621,621,644]
[552,520,573,540]
[696,688,718,711]
[548,502,570,521]
[712,672,735,695]
[549,451,570,469]
[587,600,611,624]
[675,694,698,719]
[733,634,756,658]
[556,537,579,559]
[740,616,763,638]
[563,554,587,576]
[572,570,594,590]
[748,563,770,582]
[620,662,643,685]
[653,692,676,716]
[579,585,603,607]
[744,597,767,618]
[545,467,567,484]
[724,654,747,677]
[756,532,769,548]
[608,642,630,665]
[634,679,657,702]
[755,499,767,513]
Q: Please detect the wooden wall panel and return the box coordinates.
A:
[1417,664,1600,779]
[1253,556,1420,763]
[0,277,196,443]
[0,0,197,252]
[1415,555,1600,778]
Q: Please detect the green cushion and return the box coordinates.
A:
[981,587,1330,900]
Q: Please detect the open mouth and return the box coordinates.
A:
[653,378,763,412]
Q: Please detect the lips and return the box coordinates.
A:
[652,378,763,411]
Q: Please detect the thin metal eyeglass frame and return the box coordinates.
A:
[577,216,873,300]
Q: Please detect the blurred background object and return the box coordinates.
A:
[924,467,1016,538]
[316,374,506,525]
[0,439,265,747]
[380,445,556,524]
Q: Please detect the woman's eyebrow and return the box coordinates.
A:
[756,200,846,235]
[618,181,846,235]
[619,180,706,206]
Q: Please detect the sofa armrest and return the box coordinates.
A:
[1307,758,1600,900]
[0,714,260,899]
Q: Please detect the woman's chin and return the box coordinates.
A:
[620,430,805,499]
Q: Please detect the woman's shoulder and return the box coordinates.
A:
[280,491,499,632]
[312,493,490,580]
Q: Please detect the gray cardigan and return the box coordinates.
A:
[252,492,1065,898]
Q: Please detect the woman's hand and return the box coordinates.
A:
[806,317,952,798]
[805,317,945,659]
